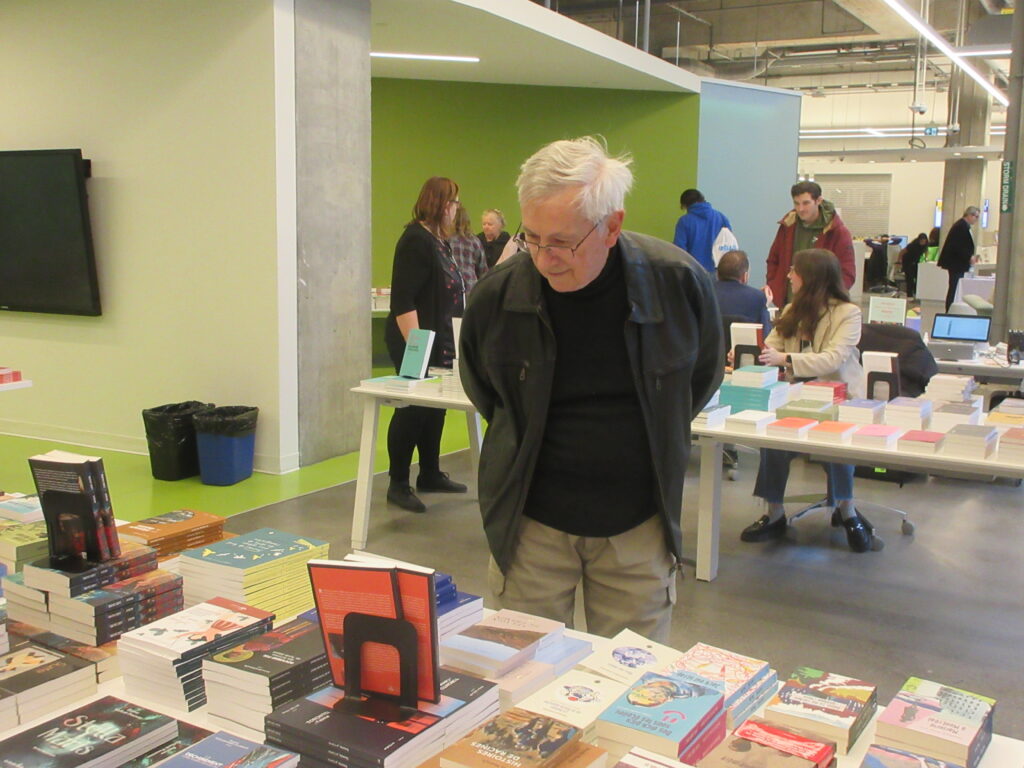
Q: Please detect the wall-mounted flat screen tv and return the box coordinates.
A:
[0,148,101,316]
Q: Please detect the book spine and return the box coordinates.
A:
[80,465,111,562]
[90,459,120,558]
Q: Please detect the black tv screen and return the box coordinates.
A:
[0,149,101,316]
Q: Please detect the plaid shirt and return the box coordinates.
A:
[449,234,488,294]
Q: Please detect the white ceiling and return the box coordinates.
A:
[369,0,701,93]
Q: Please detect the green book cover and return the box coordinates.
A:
[399,328,436,379]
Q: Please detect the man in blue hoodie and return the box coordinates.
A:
[672,189,733,272]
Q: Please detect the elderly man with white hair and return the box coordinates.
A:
[459,137,722,641]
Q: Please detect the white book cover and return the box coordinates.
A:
[518,668,629,732]
[579,628,683,685]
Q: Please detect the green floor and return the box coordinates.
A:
[0,408,471,523]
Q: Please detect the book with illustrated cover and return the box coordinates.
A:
[22,541,157,597]
[579,628,684,685]
[441,609,559,678]
[860,744,965,767]
[670,642,772,710]
[0,638,95,700]
[697,716,836,768]
[595,668,724,759]
[180,529,329,578]
[308,558,440,703]
[118,508,224,545]
[875,678,994,768]
[764,667,876,754]
[519,669,628,739]
[47,567,181,621]
[400,328,437,379]
[0,695,179,767]
[116,721,214,768]
[0,493,43,523]
[0,520,51,564]
[203,616,328,688]
[155,730,299,768]
[440,707,581,768]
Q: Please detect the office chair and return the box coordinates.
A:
[786,323,938,543]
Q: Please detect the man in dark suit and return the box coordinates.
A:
[938,206,980,311]
[714,250,771,335]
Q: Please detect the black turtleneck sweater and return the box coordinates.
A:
[524,246,656,537]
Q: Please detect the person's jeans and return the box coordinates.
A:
[944,269,966,312]
[753,448,854,505]
[387,405,446,484]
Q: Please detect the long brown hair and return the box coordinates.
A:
[775,248,851,340]
[452,203,473,238]
[410,176,459,239]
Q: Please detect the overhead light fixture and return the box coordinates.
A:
[881,0,1009,106]
[370,52,480,63]
[958,46,1012,58]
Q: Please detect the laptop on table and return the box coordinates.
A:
[927,314,991,361]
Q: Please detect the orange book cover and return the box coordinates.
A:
[770,417,818,430]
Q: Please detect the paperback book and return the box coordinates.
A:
[440,707,581,768]
[669,642,772,709]
[579,628,683,685]
[697,716,837,768]
[155,730,300,768]
[440,609,560,679]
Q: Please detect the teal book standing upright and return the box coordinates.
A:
[399,329,436,379]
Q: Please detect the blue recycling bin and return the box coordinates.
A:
[193,406,259,486]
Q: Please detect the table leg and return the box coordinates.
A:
[696,436,724,582]
[351,398,382,551]
[466,410,483,476]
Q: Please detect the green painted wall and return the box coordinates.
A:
[371,79,699,286]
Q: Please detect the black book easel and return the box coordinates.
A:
[38,489,103,567]
[328,612,419,723]
[733,344,762,369]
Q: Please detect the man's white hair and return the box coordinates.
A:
[517,136,634,224]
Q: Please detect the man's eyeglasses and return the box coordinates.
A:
[513,220,601,260]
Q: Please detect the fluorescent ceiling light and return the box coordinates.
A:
[370,52,480,63]
[881,0,1009,106]
[958,47,1012,58]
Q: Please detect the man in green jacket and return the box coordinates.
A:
[459,137,722,642]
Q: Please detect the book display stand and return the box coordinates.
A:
[38,490,105,565]
[333,612,419,722]
[733,343,762,370]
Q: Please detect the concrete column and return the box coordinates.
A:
[939,71,989,246]
[295,0,372,464]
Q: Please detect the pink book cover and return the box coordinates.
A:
[855,424,902,437]
[668,642,769,703]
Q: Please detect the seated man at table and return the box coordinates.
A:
[715,250,771,336]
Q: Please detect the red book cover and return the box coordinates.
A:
[899,430,944,444]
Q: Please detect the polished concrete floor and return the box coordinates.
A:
[230,445,1024,740]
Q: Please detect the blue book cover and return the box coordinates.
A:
[597,668,724,751]
[438,591,483,617]
[862,744,965,767]
[180,528,328,570]
[399,328,436,379]
[156,730,298,767]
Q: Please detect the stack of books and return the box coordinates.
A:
[885,397,934,430]
[942,424,999,460]
[852,424,904,449]
[114,721,214,767]
[360,374,441,392]
[202,615,332,736]
[149,730,300,767]
[763,666,877,754]
[0,695,182,765]
[997,426,1024,462]
[767,417,818,439]
[117,508,225,558]
[724,410,775,435]
[267,668,500,768]
[0,367,23,384]
[730,365,780,387]
[441,609,563,679]
[925,373,978,402]
[897,429,946,455]
[698,716,837,767]
[594,667,726,764]
[671,642,778,730]
[0,493,43,523]
[874,677,995,768]
[430,365,466,397]
[718,381,790,413]
[694,403,731,430]
[0,636,97,724]
[837,398,886,424]
[487,635,594,709]
[118,596,275,711]
[440,707,601,768]
[45,568,184,646]
[580,629,683,685]
[518,667,629,743]
[985,397,1024,427]
[776,399,837,422]
[1,572,50,628]
[808,421,858,444]
[0,589,7,655]
[803,380,847,404]
[6,616,120,682]
[0,520,49,574]
[616,746,691,768]
[178,527,329,617]
[22,540,158,598]
[930,401,983,432]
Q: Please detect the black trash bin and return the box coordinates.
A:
[193,406,259,486]
[141,401,214,480]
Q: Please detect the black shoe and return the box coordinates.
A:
[842,513,873,553]
[387,482,426,513]
[416,471,467,493]
[832,507,873,531]
[740,514,787,542]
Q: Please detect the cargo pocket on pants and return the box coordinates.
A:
[487,556,507,597]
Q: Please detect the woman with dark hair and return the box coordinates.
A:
[898,232,929,298]
[384,176,467,513]
[739,249,874,552]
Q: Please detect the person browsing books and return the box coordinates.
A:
[459,137,723,642]
[477,208,511,269]
[739,248,875,553]
[384,177,468,514]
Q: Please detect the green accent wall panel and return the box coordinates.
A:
[371,79,699,285]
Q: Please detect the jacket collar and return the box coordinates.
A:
[501,231,664,324]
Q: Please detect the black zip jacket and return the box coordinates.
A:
[459,231,723,573]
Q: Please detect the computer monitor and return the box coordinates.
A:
[931,313,991,343]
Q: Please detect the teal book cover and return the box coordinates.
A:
[179,528,328,569]
[399,328,436,379]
